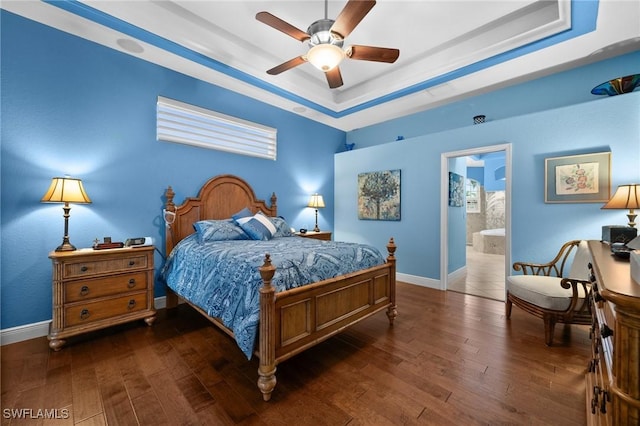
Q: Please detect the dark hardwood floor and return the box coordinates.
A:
[1,282,590,425]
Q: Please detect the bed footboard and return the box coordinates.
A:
[256,238,397,401]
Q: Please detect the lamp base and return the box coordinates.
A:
[627,210,637,228]
[55,237,77,252]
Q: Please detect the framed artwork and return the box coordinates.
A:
[448,172,464,207]
[544,152,611,203]
[358,169,401,220]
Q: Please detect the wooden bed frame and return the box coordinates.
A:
[163,174,397,401]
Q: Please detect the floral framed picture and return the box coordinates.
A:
[448,172,464,207]
[358,169,401,220]
[544,152,611,203]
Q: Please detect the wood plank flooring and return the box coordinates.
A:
[1,283,591,425]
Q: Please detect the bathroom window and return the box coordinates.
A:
[466,179,481,213]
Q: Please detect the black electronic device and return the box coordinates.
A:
[124,237,154,247]
[299,228,307,234]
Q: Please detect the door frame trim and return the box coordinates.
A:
[440,143,512,292]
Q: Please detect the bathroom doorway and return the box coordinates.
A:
[440,144,511,301]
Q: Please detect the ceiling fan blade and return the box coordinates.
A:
[256,11,310,42]
[331,0,376,39]
[267,56,307,75]
[325,67,343,89]
[348,45,399,63]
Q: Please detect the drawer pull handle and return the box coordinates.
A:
[128,260,136,266]
[128,279,136,288]
[80,266,88,272]
[128,299,136,309]
[591,386,600,414]
[80,309,90,320]
[80,286,90,296]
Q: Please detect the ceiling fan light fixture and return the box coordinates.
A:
[307,44,345,72]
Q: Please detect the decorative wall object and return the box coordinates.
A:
[591,74,640,96]
[466,178,481,213]
[544,151,611,203]
[358,169,401,220]
[448,172,464,207]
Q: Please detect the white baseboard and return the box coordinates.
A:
[397,272,441,290]
[448,265,467,287]
[0,296,168,346]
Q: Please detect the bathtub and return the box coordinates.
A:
[472,228,505,255]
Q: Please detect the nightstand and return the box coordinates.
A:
[296,231,332,241]
[48,246,156,350]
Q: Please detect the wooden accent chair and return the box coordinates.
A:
[506,240,593,346]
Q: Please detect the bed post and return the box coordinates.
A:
[164,186,179,310]
[386,237,398,325]
[270,192,277,216]
[258,254,277,401]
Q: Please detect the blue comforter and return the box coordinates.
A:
[161,234,385,358]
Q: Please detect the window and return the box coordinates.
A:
[466,178,481,213]
[157,96,277,160]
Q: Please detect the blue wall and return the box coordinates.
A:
[0,11,344,329]
[336,76,639,281]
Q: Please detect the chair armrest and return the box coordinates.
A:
[513,261,560,276]
[560,278,592,315]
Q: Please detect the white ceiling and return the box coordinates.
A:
[3,1,640,131]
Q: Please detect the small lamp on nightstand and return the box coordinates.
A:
[602,184,640,227]
[307,193,325,232]
[41,176,92,251]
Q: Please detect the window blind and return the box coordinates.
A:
[157,96,277,160]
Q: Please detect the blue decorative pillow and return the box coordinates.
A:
[231,207,252,224]
[193,219,248,243]
[239,212,277,240]
[270,216,294,238]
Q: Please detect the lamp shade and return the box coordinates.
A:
[306,44,345,72]
[41,177,92,204]
[307,193,325,209]
[602,184,640,210]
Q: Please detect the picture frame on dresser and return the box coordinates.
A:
[544,151,611,203]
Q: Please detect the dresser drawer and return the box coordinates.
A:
[62,254,149,279]
[65,271,148,303]
[65,293,148,327]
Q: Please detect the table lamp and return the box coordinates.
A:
[41,176,92,251]
[602,184,640,227]
[307,193,325,232]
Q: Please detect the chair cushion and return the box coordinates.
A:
[507,275,586,311]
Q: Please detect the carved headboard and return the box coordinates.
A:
[164,174,277,254]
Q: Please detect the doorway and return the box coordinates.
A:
[439,144,512,300]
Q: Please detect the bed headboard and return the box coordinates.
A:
[164,174,277,254]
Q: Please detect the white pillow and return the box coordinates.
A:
[238,212,277,240]
[568,240,592,281]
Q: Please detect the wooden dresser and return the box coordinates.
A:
[296,231,332,241]
[48,246,156,350]
[586,240,640,425]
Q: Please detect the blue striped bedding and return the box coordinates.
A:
[161,234,385,358]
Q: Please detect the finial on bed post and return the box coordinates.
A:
[258,253,277,401]
[386,237,398,325]
[270,192,277,216]
[165,186,175,212]
[386,237,396,261]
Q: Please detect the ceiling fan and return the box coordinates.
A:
[256,0,400,89]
